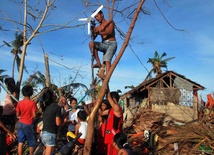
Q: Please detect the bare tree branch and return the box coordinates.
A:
[154,0,185,32]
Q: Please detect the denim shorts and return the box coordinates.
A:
[94,40,117,62]
[17,122,36,147]
[41,131,56,146]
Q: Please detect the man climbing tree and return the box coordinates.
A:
[89,10,117,80]
[84,1,147,154]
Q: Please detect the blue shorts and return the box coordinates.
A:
[94,40,117,62]
[41,131,57,146]
[17,122,36,147]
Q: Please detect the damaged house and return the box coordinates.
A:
[121,71,205,123]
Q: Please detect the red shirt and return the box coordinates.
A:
[16,99,37,125]
[104,108,123,144]
[97,122,107,153]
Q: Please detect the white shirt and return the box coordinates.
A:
[78,121,88,139]
[68,109,80,131]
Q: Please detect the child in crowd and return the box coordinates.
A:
[66,110,88,154]
[66,97,79,133]
[2,77,18,132]
[41,89,61,155]
[75,110,88,145]
[97,99,110,155]
[16,85,37,155]
[113,132,133,155]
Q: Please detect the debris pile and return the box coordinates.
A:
[123,107,214,155]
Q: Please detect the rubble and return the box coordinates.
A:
[123,107,214,155]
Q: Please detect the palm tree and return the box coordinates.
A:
[125,85,135,89]
[0,69,9,93]
[145,51,175,80]
[0,69,9,82]
[60,82,89,98]
[3,32,28,78]
[23,71,91,100]
[22,71,46,93]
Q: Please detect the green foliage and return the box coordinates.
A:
[146,51,175,80]
[11,32,23,53]
[3,32,28,77]
[22,71,46,93]
[0,69,9,82]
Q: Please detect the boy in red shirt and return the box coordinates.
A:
[16,85,37,155]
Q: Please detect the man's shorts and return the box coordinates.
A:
[94,40,117,62]
[17,122,36,147]
[41,131,56,146]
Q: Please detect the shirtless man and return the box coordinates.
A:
[89,10,117,79]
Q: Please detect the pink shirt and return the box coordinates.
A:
[3,93,16,115]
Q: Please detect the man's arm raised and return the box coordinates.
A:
[107,85,122,118]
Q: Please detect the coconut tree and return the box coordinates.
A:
[0,69,9,82]
[23,70,91,100]
[3,32,28,78]
[59,82,89,99]
[23,71,58,102]
[0,69,9,93]
[145,51,175,80]
[125,85,135,89]
[22,71,46,92]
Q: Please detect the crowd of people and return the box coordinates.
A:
[0,77,133,155]
[0,8,134,155]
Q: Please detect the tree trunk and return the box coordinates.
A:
[44,54,51,87]
[12,53,17,79]
[17,44,27,99]
[83,0,146,154]
[17,0,27,99]
[17,0,50,99]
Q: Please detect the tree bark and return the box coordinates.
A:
[83,0,146,154]
[12,53,17,79]
[44,54,51,87]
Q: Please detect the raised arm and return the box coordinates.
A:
[107,86,122,118]
[81,101,90,115]
[98,108,109,116]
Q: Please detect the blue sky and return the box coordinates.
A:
[0,0,214,103]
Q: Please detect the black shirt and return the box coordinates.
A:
[42,103,61,134]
